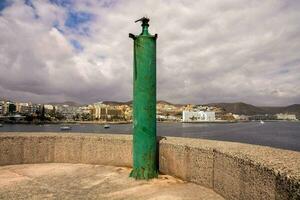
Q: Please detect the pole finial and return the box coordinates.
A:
[135,17,149,26]
[135,17,150,35]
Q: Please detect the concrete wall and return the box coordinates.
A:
[0,133,299,200]
[159,137,300,200]
[0,133,132,167]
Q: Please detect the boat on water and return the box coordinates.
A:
[104,124,110,129]
[60,126,71,131]
[260,120,265,124]
[0,124,3,127]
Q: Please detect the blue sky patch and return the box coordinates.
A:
[70,39,84,51]
[25,0,35,9]
[49,0,73,7]
[101,0,119,8]
[64,10,94,36]
[65,10,93,29]
[53,21,64,33]
[0,0,12,12]
[24,0,39,19]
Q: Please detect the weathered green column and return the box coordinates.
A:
[129,17,158,180]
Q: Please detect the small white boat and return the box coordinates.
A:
[60,126,71,131]
[260,120,265,124]
[104,124,110,129]
[0,124,3,127]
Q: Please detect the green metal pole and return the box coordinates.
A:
[129,17,158,180]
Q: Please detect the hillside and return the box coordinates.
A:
[207,102,300,118]
[0,97,8,101]
[261,104,300,119]
[46,101,82,107]
[102,101,132,106]
[102,100,183,107]
[207,102,266,115]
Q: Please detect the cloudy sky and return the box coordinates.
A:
[0,0,299,106]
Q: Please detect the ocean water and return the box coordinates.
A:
[0,121,299,152]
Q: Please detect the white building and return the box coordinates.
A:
[233,114,249,121]
[276,113,297,120]
[44,104,54,110]
[182,110,215,122]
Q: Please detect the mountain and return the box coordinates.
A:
[261,104,300,118]
[102,100,184,107]
[0,97,9,101]
[207,102,266,115]
[284,104,300,113]
[102,101,132,106]
[46,101,82,107]
[157,100,184,107]
[207,102,300,118]
[157,100,173,105]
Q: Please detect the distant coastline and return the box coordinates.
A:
[1,119,299,126]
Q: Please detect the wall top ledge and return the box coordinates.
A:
[0,132,132,140]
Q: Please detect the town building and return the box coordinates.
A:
[248,114,276,121]
[56,105,79,120]
[0,101,9,115]
[92,102,123,121]
[29,104,42,115]
[233,114,249,121]
[0,101,4,115]
[44,104,54,111]
[182,110,215,122]
[157,114,179,121]
[276,113,297,120]
[79,106,93,115]
[5,101,16,114]
[15,103,30,114]
[156,102,183,121]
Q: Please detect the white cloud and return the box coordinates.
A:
[0,0,299,106]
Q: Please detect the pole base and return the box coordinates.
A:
[129,167,158,180]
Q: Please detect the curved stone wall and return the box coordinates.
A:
[159,137,300,200]
[0,133,299,200]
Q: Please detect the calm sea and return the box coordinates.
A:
[0,121,299,152]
